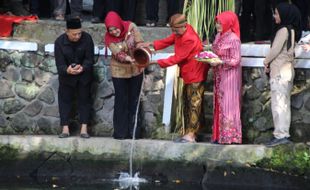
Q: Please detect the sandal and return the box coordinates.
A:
[80,133,90,139]
[58,133,69,138]
[173,137,196,143]
[55,14,65,21]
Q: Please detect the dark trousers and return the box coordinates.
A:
[58,82,92,126]
[29,0,39,15]
[70,0,83,16]
[240,0,273,42]
[28,0,52,18]
[122,0,137,21]
[166,0,180,21]
[292,0,310,30]
[112,74,143,139]
[146,0,159,22]
[109,0,121,13]
[146,0,180,23]
[93,0,116,21]
[93,0,105,20]
[53,0,82,17]
[110,0,136,21]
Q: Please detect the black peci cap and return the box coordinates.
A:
[66,18,81,29]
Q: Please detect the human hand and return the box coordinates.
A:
[125,56,135,63]
[76,65,83,73]
[302,44,310,52]
[137,42,153,48]
[67,64,83,75]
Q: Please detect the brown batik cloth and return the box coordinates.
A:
[183,82,205,134]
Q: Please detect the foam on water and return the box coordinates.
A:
[113,172,147,189]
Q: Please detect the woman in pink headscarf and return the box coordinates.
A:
[207,11,242,144]
[104,11,144,140]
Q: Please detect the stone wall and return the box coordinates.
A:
[0,21,172,138]
[0,48,165,138]
[0,21,310,143]
[240,68,310,143]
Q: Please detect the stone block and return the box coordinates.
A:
[11,113,33,133]
[0,53,11,72]
[291,92,304,110]
[2,65,20,82]
[37,117,53,134]
[3,99,25,114]
[38,87,55,104]
[34,69,53,86]
[304,96,310,111]
[96,81,114,98]
[21,53,39,68]
[15,82,40,101]
[254,78,268,92]
[39,57,57,74]
[43,106,60,118]
[0,116,6,128]
[20,68,33,82]
[290,123,310,142]
[245,85,261,100]
[0,80,14,99]
[24,100,43,117]
[93,98,104,112]
[253,117,268,132]
[258,91,270,104]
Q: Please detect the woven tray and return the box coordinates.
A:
[195,57,221,63]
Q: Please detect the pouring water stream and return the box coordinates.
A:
[114,71,147,189]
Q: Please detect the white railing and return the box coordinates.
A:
[0,40,38,51]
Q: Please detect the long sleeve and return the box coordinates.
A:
[153,24,206,84]
[264,28,288,65]
[108,23,142,63]
[54,38,68,76]
[157,38,195,68]
[153,34,175,51]
[82,35,95,72]
[222,38,241,68]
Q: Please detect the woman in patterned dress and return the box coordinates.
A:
[208,11,242,144]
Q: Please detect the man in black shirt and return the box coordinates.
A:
[54,18,94,138]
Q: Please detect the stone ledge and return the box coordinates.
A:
[0,135,272,164]
[11,20,172,47]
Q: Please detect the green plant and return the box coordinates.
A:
[183,0,235,42]
[257,145,310,176]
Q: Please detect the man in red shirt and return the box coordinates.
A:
[139,14,209,143]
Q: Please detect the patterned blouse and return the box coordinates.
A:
[108,23,144,78]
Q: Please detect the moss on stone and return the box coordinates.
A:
[0,145,19,160]
[256,144,310,176]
